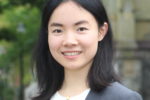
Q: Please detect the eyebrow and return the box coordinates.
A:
[74,20,89,26]
[49,20,89,27]
[50,23,63,27]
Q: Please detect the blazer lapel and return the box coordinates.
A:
[86,90,102,100]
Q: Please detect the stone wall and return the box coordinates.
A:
[103,0,150,100]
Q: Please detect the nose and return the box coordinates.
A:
[62,32,78,47]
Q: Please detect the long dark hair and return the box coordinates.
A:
[33,0,119,100]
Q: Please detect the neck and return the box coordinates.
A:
[59,67,90,97]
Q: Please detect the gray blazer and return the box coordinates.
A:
[86,82,143,100]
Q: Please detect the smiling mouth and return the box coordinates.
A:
[62,51,82,56]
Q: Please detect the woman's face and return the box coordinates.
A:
[48,1,106,71]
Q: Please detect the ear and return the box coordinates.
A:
[98,22,108,41]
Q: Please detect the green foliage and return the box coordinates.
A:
[0,0,47,12]
[0,4,40,68]
[0,4,40,42]
[0,40,14,71]
[0,3,41,100]
[0,0,10,12]
[0,79,15,100]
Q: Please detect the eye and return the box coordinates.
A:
[51,29,63,35]
[77,27,88,32]
[52,29,62,33]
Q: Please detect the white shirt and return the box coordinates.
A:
[51,89,90,100]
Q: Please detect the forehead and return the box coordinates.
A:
[48,1,97,25]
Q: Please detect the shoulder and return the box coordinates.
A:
[105,82,142,100]
[86,82,143,100]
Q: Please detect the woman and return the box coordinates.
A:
[33,0,143,100]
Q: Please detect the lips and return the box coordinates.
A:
[62,51,82,56]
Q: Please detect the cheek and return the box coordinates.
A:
[48,36,62,52]
[81,32,99,52]
[80,32,99,48]
[79,37,98,59]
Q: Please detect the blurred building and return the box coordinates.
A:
[103,0,150,100]
[25,82,38,100]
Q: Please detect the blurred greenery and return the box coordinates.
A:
[0,0,43,100]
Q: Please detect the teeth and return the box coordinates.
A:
[63,52,81,56]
